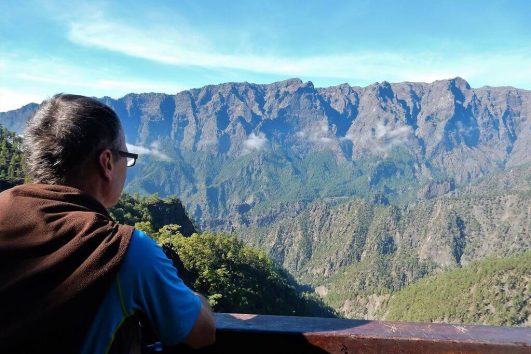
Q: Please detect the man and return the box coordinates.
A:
[0,94,215,353]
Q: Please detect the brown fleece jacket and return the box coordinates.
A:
[0,183,133,354]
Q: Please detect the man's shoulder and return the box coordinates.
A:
[128,229,158,252]
[120,229,165,273]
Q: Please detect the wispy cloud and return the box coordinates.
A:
[297,123,334,144]
[298,122,413,152]
[375,123,411,143]
[126,142,171,161]
[347,123,414,154]
[242,132,268,154]
[64,14,531,88]
[65,17,413,79]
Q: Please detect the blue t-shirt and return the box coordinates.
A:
[81,230,202,354]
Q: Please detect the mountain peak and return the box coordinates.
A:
[450,77,471,90]
[432,77,471,91]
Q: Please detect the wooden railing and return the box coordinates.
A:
[163,313,531,353]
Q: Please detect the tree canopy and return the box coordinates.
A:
[0,125,25,186]
[136,221,335,316]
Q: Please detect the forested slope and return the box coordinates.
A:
[385,251,531,326]
[0,125,24,189]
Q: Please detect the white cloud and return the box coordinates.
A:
[242,132,267,154]
[375,123,411,142]
[297,123,335,145]
[66,18,407,79]
[345,123,413,154]
[126,143,171,162]
[63,15,531,88]
[375,123,412,150]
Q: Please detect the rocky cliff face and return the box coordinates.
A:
[1,78,530,230]
[0,103,38,134]
[4,78,529,171]
[112,78,530,181]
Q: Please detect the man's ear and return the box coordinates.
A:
[98,149,114,182]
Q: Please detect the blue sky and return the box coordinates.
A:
[1,0,530,111]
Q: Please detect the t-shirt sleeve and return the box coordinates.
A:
[122,229,202,346]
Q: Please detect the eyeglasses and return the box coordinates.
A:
[116,150,138,167]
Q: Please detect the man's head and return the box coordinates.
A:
[23,94,132,207]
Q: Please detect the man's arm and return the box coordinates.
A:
[184,293,216,349]
[123,230,216,348]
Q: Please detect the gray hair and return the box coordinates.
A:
[23,94,122,184]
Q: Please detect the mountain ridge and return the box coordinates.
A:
[1,77,530,231]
